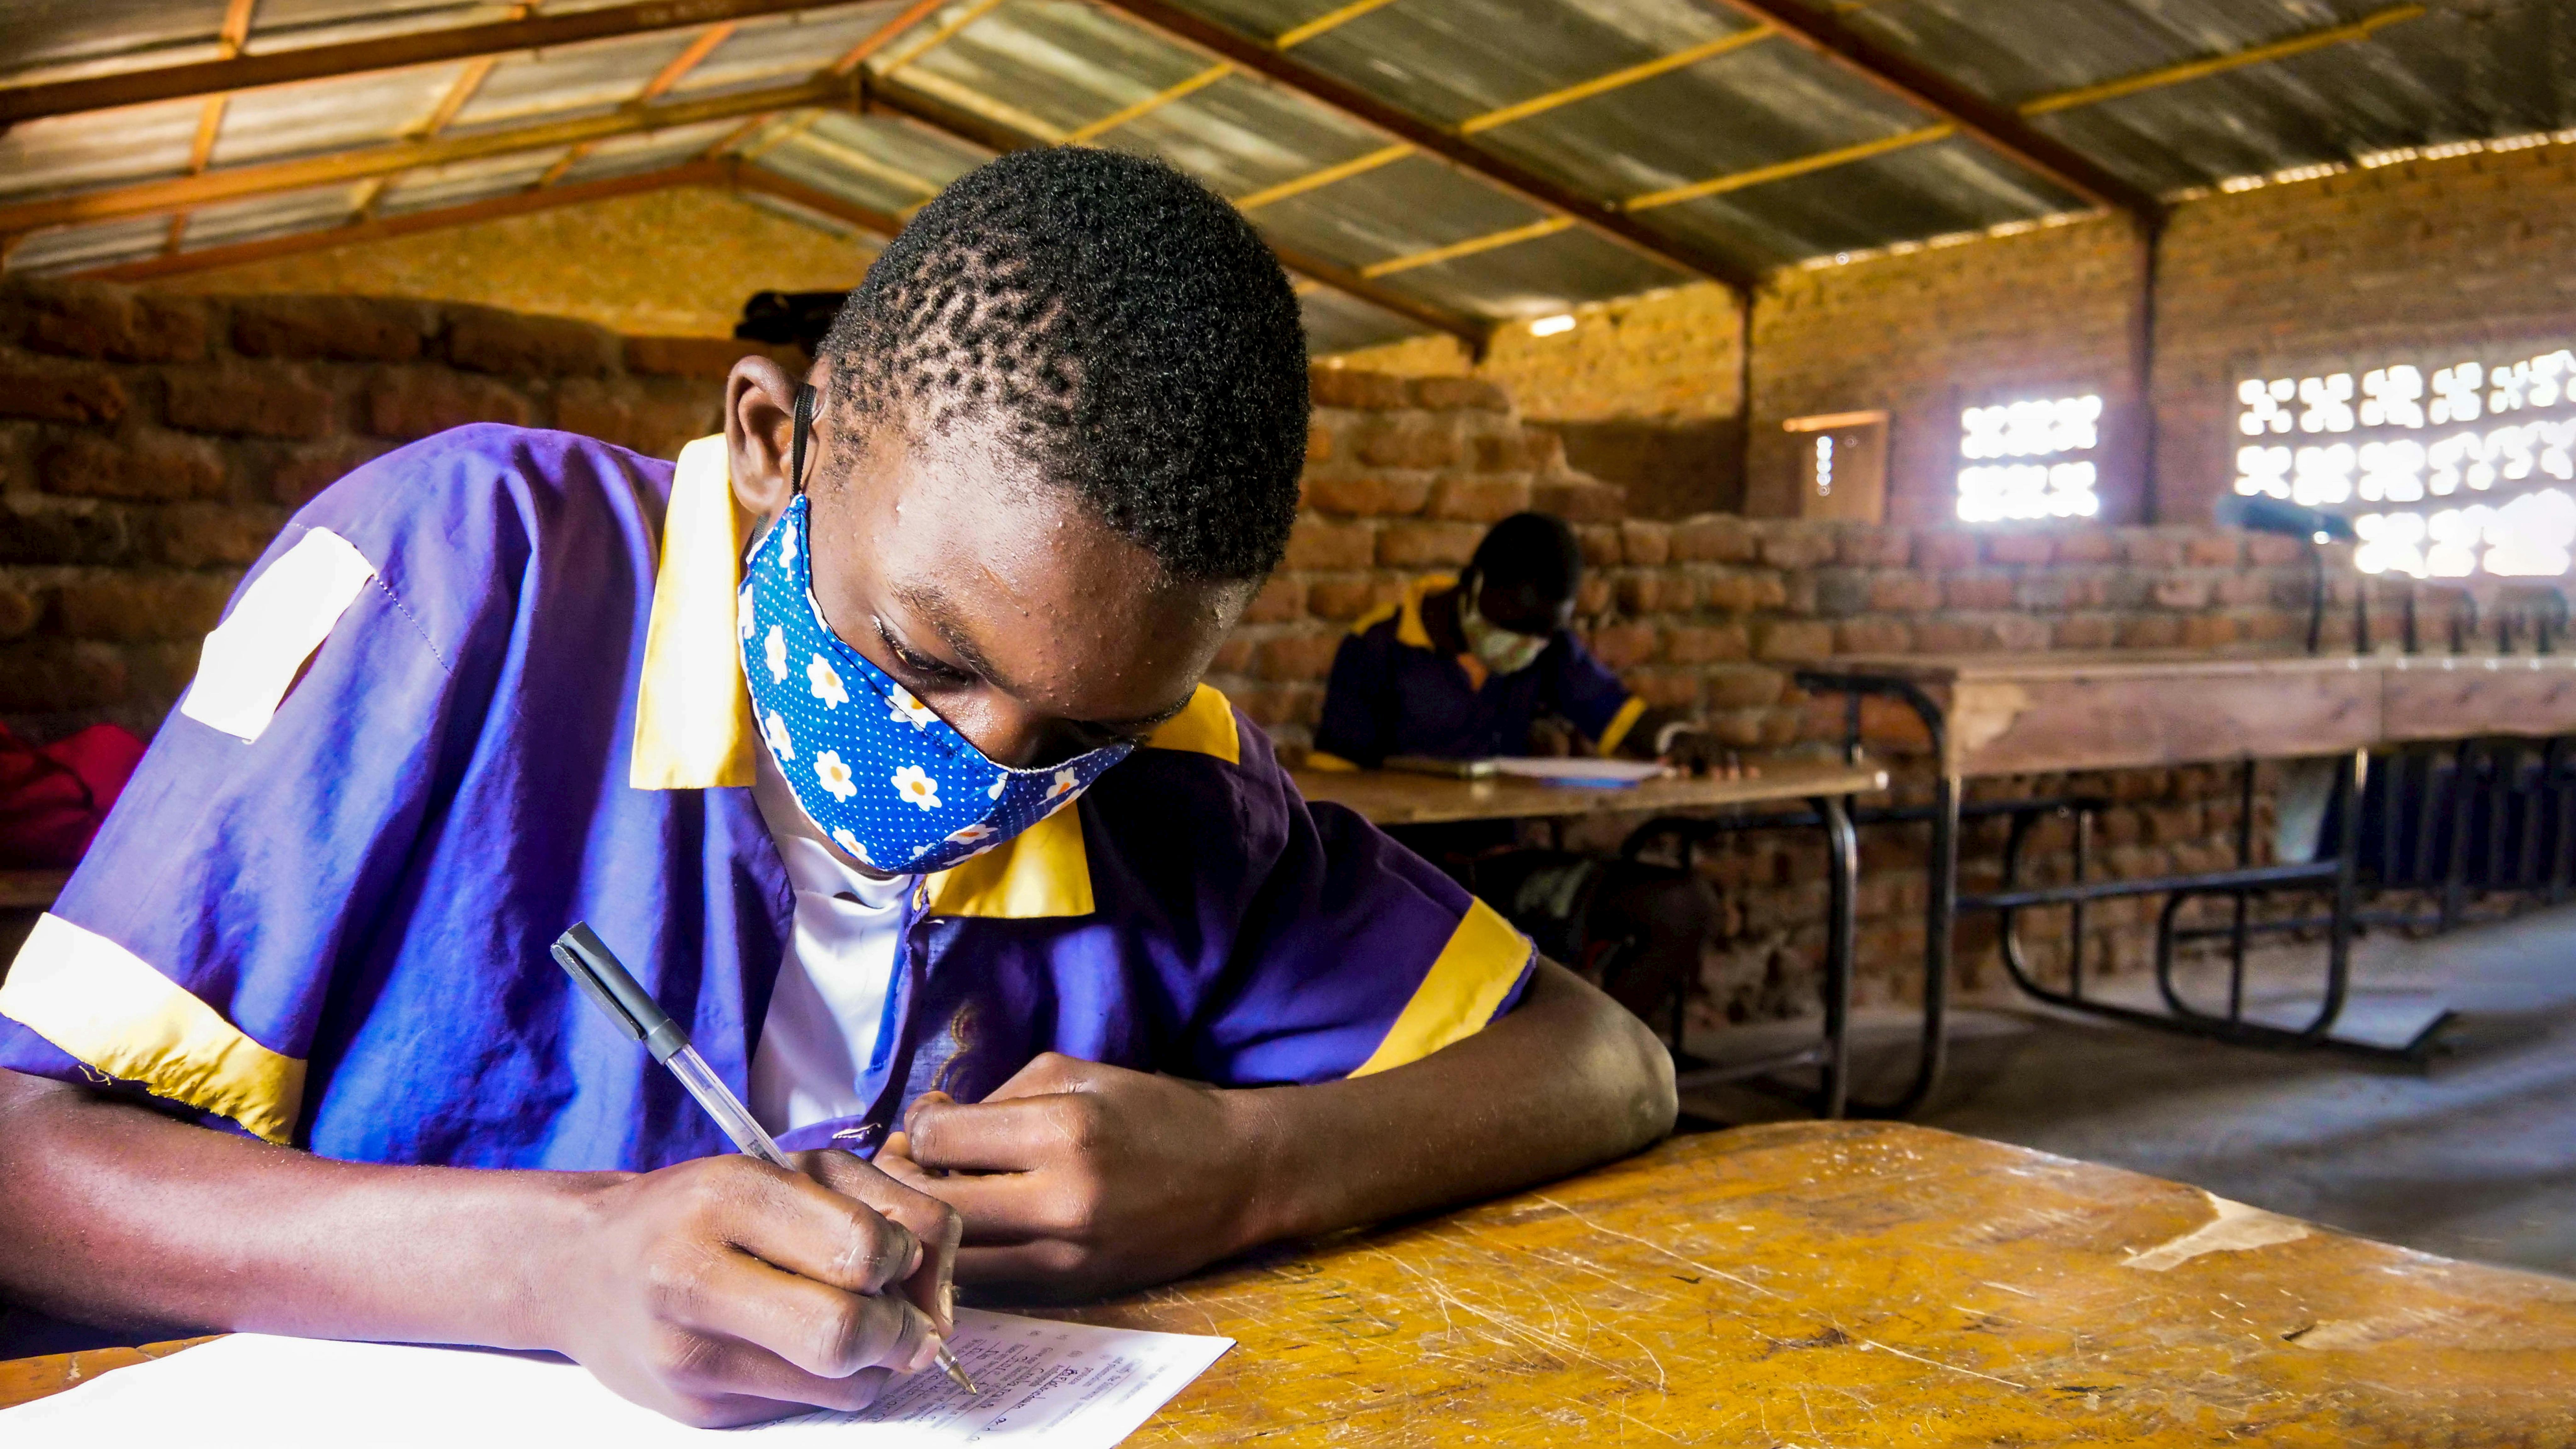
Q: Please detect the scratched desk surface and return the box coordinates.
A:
[7,1123,2570,1443]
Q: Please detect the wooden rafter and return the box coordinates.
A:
[166,0,262,256]
[1457,24,1770,135]
[701,0,953,163]
[1358,217,1570,278]
[1702,0,2162,223]
[1066,63,1230,142]
[1351,5,2424,279]
[72,159,736,282]
[1233,143,1408,211]
[855,72,1491,346]
[828,0,954,74]
[1272,0,1403,49]
[731,163,907,236]
[360,3,536,226]
[0,76,845,237]
[0,0,857,130]
[1210,16,1771,243]
[1622,123,1952,211]
[2022,3,2426,115]
[541,16,739,188]
[1084,0,1751,288]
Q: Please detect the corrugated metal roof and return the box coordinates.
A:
[1,0,2567,351]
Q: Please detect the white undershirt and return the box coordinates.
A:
[747,744,916,1136]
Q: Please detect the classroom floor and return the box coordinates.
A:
[1679,903,2576,1280]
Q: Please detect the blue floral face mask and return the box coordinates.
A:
[735,390,1132,874]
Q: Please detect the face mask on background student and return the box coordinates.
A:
[1457,572,1552,676]
[736,391,1131,874]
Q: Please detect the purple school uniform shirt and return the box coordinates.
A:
[0,426,1534,1168]
[1311,574,1645,769]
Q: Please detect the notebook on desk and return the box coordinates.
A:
[1382,756,1669,787]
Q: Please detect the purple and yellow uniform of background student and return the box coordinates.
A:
[1309,575,1646,770]
[0,425,1534,1169]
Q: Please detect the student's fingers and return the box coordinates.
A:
[668,1250,939,1382]
[887,1161,1097,1245]
[794,1149,962,1335]
[693,1157,922,1297]
[974,1052,1095,1103]
[660,1332,900,1423]
[903,1092,1088,1176]
[955,1240,1092,1289]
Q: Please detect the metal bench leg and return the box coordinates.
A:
[1813,794,1857,1120]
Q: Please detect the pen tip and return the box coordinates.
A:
[936,1342,979,1395]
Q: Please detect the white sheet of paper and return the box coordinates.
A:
[0,1309,1230,1449]
[1488,756,1669,785]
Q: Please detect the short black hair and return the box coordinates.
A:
[819,147,1308,582]
[1470,512,1582,602]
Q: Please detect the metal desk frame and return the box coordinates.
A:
[1793,669,2406,1119]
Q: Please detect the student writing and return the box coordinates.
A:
[0,151,1676,1426]
[1311,513,1723,1028]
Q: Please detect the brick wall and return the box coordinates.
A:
[1337,139,2576,533]
[0,278,2364,1022]
[1232,367,2375,1020]
[0,279,792,740]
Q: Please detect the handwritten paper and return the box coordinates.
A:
[1,1309,1230,1448]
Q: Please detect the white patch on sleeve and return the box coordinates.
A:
[179,527,378,743]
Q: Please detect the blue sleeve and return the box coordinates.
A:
[0,434,527,1145]
[1069,700,1535,1092]
[1313,632,1394,767]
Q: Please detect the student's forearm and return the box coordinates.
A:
[1226,960,1675,1251]
[0,1070,588,1344]
[0,1068,961,1426]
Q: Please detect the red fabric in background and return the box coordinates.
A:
[0,722,147,869]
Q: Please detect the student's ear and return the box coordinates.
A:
[724,355,802,522]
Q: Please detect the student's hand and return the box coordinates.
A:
[875,1054,1263,1299]
[545,1151,963,1427]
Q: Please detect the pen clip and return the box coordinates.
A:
[553,923,689,1062]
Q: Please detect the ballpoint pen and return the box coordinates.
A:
[551,922,979,1396]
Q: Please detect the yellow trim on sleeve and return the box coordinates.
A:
[923,801,1094,918]
[1348,897,1533,1077]
[1144,684,1240,764]
[1594,694,1648,758]
[1302,749,1360,772]
[630,435,759,790]
[0,914,306,1144]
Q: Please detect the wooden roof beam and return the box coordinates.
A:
[1085,0,1753,290]
[0,75,845,236]
[856,73,1494,349]
[1701,0,2164,226]
[731,162,907,237]
[0,0,850,130]
[67,158,734,283]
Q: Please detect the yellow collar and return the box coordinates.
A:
[1346,572,1454,648]
[629,436,1241,918]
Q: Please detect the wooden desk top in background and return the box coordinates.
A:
[1291,759,1885,827]
[11,1123,2568,1442]
[1816,649,2576,776]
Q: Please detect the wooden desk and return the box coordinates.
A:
[1820,649,2576,778]
[1299,761,1886,1116]
[10,1124,2568,1441]
[1798,650,2576,1111]
[1291,758,1884,827]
